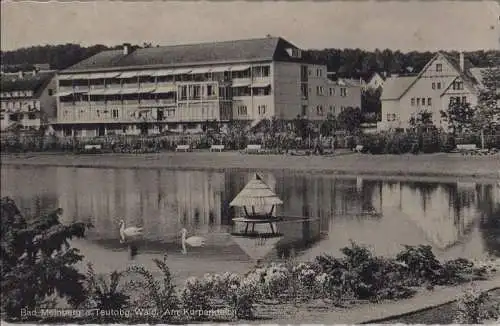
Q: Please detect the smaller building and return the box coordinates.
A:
[365,72,386,91]
[319,77,362,118]
[0,70,57,131]
[378,52,489,131]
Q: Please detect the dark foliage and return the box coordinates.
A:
[315,242,488,303]
[0,197,92,321]
[3,44,496,77]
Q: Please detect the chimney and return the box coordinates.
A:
[123,43,131,55]
[459,52,465,72]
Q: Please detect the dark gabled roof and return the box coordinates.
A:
[381,52,483,101]
[64,37,310,73]
[440,52,477,91]
[0,71,56,97]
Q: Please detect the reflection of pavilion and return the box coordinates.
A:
[230,173,284,260]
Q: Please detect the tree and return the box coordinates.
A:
[440,101,476,135]
[472,66,500,148]
[293,114,312,140]
[337,107,364,135]
[361,87,382,116]
[320,113,336,137]
[409,109,434,131]
[1,197,92,320]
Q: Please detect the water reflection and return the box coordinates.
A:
[1,166,499,261]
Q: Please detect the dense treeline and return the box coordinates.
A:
[1,43,498,75]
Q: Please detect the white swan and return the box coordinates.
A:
[119,219,143,243]
[181,228,206,254]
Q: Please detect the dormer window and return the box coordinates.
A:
[436,64,443,72]
[452,80,464,90]
[286,48,302,58]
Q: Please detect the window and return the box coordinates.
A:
[340,88,347,97]
[301,84,308,99]
[237,105,247,116]
[329,88,335,96]
[316,86,324,96]
[436,64,442,72]
[112,109,119,118]
[28,113,36,120]
[301,105,307,116]
[411,98,415,106]
[386,113,397,122]
[416,98,420,106]
[329,105,335,113]
[258,105,266,115]
[452,81,464,90]
[316,68,322,77]
[316,105,324,115]
[432,82,436,90]
[437,82,441,90]
[421,98,426,105]
[48,89,53,96]
[427,98,432,106]
[462,96,467,104]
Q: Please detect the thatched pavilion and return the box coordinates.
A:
[230,173,284,236]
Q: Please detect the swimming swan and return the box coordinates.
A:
[181,228,206,254]
[119,219,143,243]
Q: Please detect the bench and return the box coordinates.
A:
[175,145,191,152]
[84,144,102,150]
[456,144,478,155]
[354,145,364,153]
[246,144,262,153]
[82,144,102,153]
[457,144,477,151]
[210,144,225,152]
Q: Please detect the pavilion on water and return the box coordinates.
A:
[229,173,284,237]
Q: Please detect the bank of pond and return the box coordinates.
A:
[1,195,499,323]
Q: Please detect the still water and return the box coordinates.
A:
[2,166,500,279]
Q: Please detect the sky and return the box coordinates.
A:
[1,1,499,52]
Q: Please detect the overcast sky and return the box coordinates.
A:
[1,1,499,52]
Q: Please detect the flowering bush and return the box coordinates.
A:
[180,276,212,318]
[178,271,259,320]
[262,263,291,300]
[454,285,500,324]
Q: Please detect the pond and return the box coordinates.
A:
[2,166,499,282]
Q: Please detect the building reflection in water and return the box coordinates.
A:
[1,166,499,259]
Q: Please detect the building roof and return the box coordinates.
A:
[440,52,478,91]
[326,77,363,87]
[380,76,417,100]
[64,37,310,73]
[0,71,55,98]
[380,52,487,101]
[230,173,283,208]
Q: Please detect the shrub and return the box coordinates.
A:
[178,271,258,320]
[315,242,416,302]
[0,197,92,321]
[395,245,443,285]
[126,254,179,322]
[454,285,500,324]
[81,264,129,322]
[180,276,213,320]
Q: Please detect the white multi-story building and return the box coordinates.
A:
[54,37,361,136]
[0,70,57,131]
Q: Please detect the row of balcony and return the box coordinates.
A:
[60,99,177,108]
[57,109,222,124]
[58,77,271,92]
